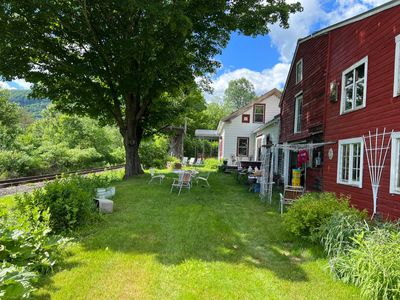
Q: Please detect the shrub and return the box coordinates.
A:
[0,207,70,299]
[0,150,41,178]
[139,136,169,169]
[203,158,220,170]
[15,175,99,233]
[331,225,400,300]
[0,264,37,299]
[283,192,357,240]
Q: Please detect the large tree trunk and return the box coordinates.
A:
[123,125,144,178]
[123,94,144,179]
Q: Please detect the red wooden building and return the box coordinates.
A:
[280,1,400,219]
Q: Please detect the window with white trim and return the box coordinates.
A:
[394,35,400,97]
[390,132,400,194]
[337,138,364,187]
[237,137,249,157]
[294,93,302,133]
[296,59,303,84]
[340,57,368,114]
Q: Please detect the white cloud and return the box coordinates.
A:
[12,78,31,89]
[207,0,392,101]
[206,63,290,100]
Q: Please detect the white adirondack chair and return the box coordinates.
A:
[188,157,196,165]
[148,168,165,184]
[181,157,189,165]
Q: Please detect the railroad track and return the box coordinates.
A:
[0,164,125,189]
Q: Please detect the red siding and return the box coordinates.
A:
[280,35,328,143]
[323,6,400,219]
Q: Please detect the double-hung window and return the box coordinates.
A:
[294,92,302,133]
[237,137,249,157]
[394,35,400,97]
[337,138,364,187]
[253,104,265,123]
[390,132,400,194]
[296,59,303,84]
[341,57,368,114]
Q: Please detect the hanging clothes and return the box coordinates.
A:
[297,149,309,168]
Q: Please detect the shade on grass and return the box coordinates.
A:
[29,172,360,299]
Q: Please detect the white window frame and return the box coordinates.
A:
[394,35,400,97]
[296,59,303,84]
[337,137,364,188]
[390,132,400,194]
[340,56,368,115]
[294,92,302,133]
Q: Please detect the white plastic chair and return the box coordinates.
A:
[170,171,193,195]
[188,157,195,165]
[196,172,210,187]
[181,157,188,165]
[195,158,202,166]
[148,168,165,184]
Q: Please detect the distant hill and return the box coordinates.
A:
[8,90,50,118]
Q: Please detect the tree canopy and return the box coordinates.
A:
[0,0,302,177]
[224,78,257,110]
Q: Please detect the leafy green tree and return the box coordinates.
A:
[0,0,301,177]
[224,78,257,110]
[0,90,22,149]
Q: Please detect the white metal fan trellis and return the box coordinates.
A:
[363,128,393,218]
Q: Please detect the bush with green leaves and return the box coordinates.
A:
[203,158,221,170]
[0,206,70,299]
[283,192,359,240]
[139,135,169,169]
[15,175,99,233]
[0,263,37,299]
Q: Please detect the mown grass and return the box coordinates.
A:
[3,172,361,299]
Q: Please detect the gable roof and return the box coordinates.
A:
[220,88,281,123]
[280,0,400,104]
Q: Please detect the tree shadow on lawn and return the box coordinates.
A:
[34,260,83,299]
[79,174,322,282]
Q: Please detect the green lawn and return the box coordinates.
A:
[30,172,360,299]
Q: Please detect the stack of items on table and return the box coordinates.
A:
[247,166,262,193]
[95,187,115,213]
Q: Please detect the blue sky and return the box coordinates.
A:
[0,0,392,97]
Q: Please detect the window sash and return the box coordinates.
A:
[254,105,264,123]
[341,57,368,114]
[296,59,303,84]
[237,138,249,156]
[338,140,363,187]
[390,133,400,194]
[394,35,400,97]
[294,94,302,133]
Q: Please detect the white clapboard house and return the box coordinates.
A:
[217,88,281,166]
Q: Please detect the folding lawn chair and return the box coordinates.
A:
[279,185,304,214]
[170,171,193,195]
[148,168,165,184]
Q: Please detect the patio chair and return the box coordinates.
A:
[148,168,165,184]
[188,157,196,166]
[196,172,210,187]
[181,157,188,165]
[195,158,203,166]
[170,171,193,195]
[279,185,304,214]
